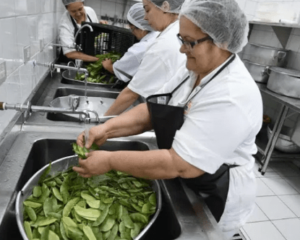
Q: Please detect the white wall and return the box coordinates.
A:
[85,0,141,27]
[0,0,65,135]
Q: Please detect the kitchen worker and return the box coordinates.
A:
[104,0,187,116]
[102,3,159,89]
[73,0,262,239]
[58,0,107,63]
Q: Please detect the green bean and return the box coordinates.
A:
[52,187,63,202]
[33,186,42,198]
[122,214,134,229]
[107,223,118,240]
[23,201,42,208]
[32,217,57,227]
[83,225,97,240]
[63,197,80,217]
[25,206,37,222]
[130,213,148,224]
[93,203,111,227]
[24,221,33,240]
[99,216,115,232]
[40,226,49,240]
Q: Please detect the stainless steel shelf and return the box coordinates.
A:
[249,20,300,29]
[257,83,300,113]
[255,83,300,174]
[256,126,300,160]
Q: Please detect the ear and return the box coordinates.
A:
[161,1,171,12]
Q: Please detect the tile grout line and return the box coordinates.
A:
[269,220,288,240]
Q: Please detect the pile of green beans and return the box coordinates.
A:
[22,144,157,240]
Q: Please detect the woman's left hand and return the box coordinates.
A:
[73,151,111,178]
[102,58,114,73]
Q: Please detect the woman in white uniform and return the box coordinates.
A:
[102,3,159,89]
[73,0,263,239]
[104,0,187,116]
[59,0,107,62]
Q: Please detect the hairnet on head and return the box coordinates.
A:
[179,0,249,53]
[62,0,84,6]
[148,0,185,14]
[127,3,154,31]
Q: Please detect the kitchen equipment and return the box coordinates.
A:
[80,21,136,56]
[243,43,289,67]
[50,95,115,122]
[267,67,300,99]
[16,155,162,240]
[62,70,115,87]
[243,60,270,83]
[267,124,300,153]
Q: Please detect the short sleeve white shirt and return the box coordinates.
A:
[113,31,159,82]
[59,6,99,55]
[161,55,263,174]
[128,21,188,98]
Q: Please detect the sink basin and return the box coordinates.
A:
[0,138,181,240]
[47,88,144,122]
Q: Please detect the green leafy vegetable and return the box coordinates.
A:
[75,52,121,84]
[72,143,98,159]
[22,154,156,240]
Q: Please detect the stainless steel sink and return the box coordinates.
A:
[0,130,224,240]
[47,88,144,122]
[0,70,225,240]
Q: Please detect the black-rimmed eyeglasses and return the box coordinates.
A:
[177,33,212,50]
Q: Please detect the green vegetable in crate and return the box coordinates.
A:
[75,52,121,84]
[22,146,157,240]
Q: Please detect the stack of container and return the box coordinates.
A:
[242,43,289,83]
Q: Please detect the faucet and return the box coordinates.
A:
[0,101,99,123]
[32,61,89,102]
[74,24,93,51]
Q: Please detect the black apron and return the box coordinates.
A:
[146,55,237,222]
[57,14,92,64]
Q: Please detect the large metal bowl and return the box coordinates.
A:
[16,155,162,240]
[267,124,300,153]
[62,70,115,87]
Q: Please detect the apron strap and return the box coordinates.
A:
[70,13,92,41]
[183,54,236,106]
[170,75,190,95]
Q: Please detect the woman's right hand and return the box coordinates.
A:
[77,125,108,148]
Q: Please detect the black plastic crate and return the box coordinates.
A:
[80,22,136,56]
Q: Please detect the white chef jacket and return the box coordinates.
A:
[113,31,159,83]
[159,55,263,239]
[59,6,99,55]
[128,20,187,98]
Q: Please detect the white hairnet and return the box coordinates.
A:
[62,0,84,6]
[149,0,185,14]
[127,3,154,31]
[179,0,249,53]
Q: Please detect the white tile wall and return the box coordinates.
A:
[85,0,141,26]
[0,0,65,135]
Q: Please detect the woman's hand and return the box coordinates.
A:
[102,58,114,74]
[77,125,108,148]
[73,151,111,178]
